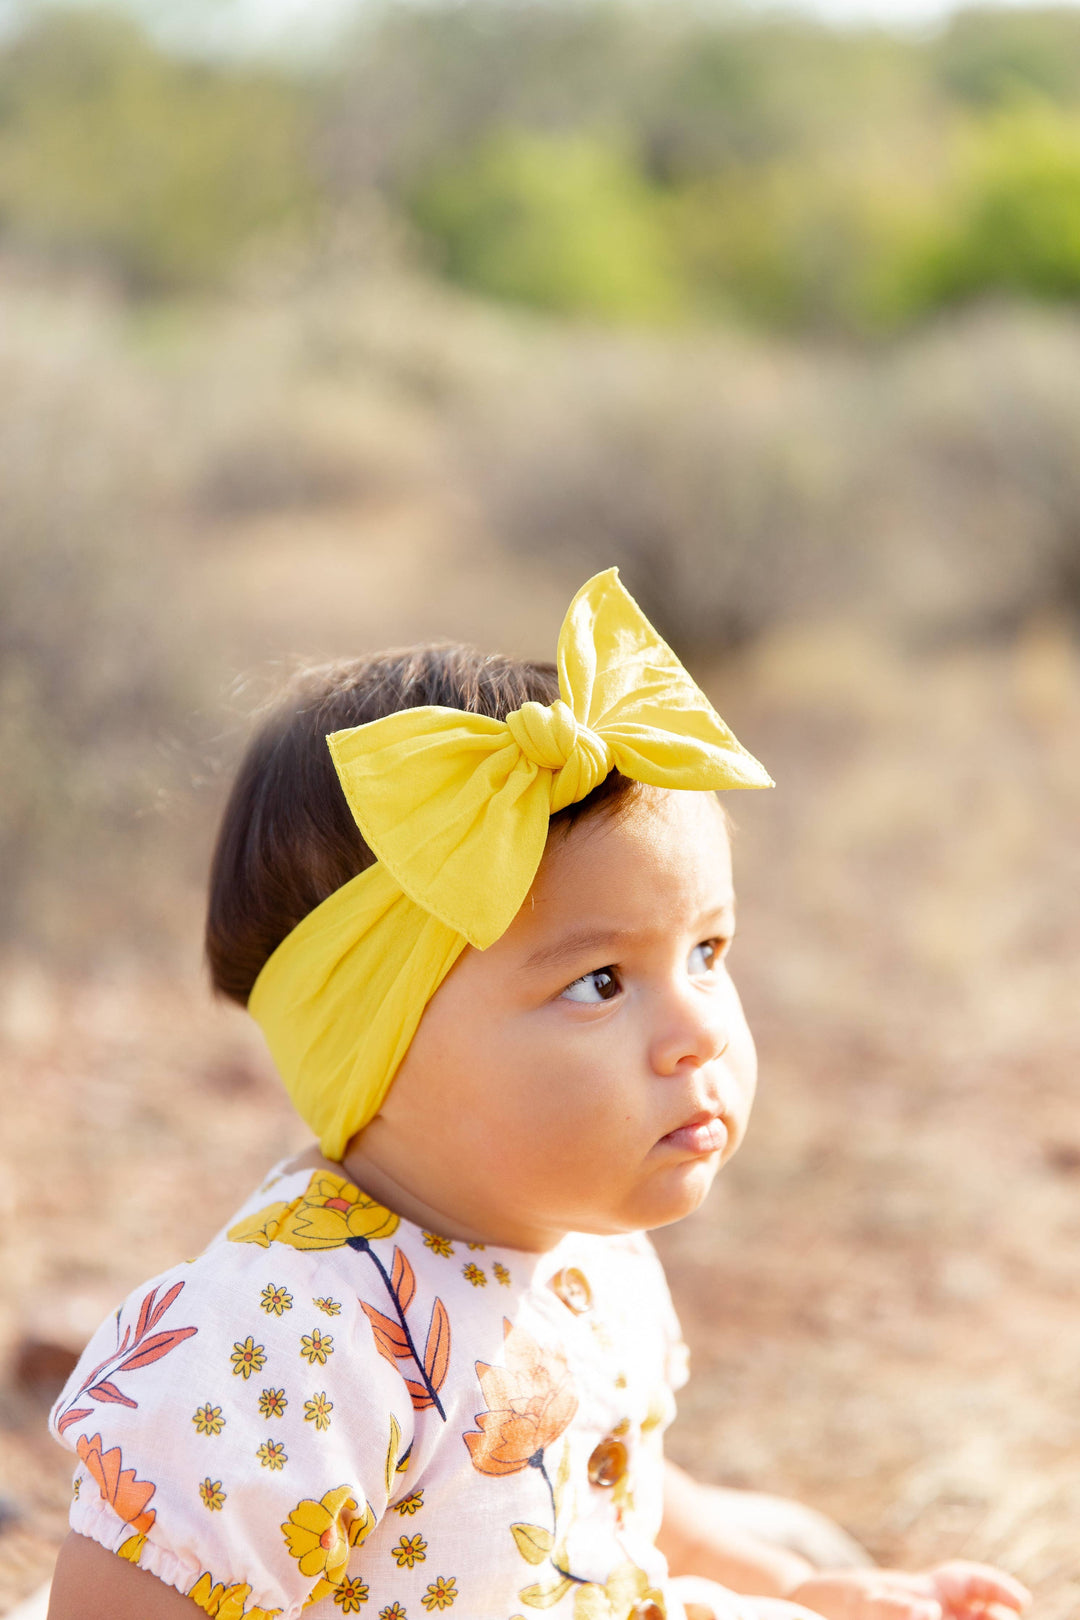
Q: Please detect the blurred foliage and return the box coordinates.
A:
[5,1,1080,325]
[0,8,317,292]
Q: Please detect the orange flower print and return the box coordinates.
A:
[257,1439,287,1470]
[304,1392,333,1430]
[379,1607,407,1620]
[333,1575,369,1612]
[423,1232,453,1257]
[422,1576,458,1610]
[231,1337,266,1379]
[75,1433,157,1533]
[259,1389,288,1419]
[464,1321,578,1477]
[300,1329,333,1365]
[392,1533,427,1568]
[314,1297,341,1316]
[393,1489,423,1515]
[462,1264,486,1288]
[192,1402,225,1436]
[261,1284,293,1315]
[493,1262,511,1287]
[199,1478,226,1511]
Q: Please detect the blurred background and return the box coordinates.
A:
[1,0,1079,1612]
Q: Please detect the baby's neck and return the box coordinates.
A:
[283,1141,570,1253]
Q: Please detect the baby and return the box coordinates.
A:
[47,571,1029,1620]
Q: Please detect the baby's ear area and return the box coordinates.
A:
[48,1532,203,1619]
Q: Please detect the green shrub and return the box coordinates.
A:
[408,128,687,323]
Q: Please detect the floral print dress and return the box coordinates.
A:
[51,1161,705,1620]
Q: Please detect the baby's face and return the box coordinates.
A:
[356,786,757,1251]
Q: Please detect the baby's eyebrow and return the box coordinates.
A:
[522,900,736,974]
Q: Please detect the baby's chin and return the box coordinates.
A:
[617,1152,724,1234]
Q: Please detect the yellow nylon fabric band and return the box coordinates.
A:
[248,567,773,1159]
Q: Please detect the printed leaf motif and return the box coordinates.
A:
[385,1414,402,1497]
[85,1380,138,1407]
[511,1523,555,1566]
[117,1327,197,1372]
[423,1299,450,1391]
[520,1575,573,1609]
[52,1281,197,1435]
[360,1302,410,1361]
[56,1407,94,1435]
[404,1378,436,1410]
[391,1248,416,1313]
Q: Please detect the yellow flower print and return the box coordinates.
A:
[260,1284,293,1315]
[393,1489,423,1515]
[259,1388,288,1419]
[231,1337,266,1379]
[423,1232,453,1257]
[392,1533,427,1568]
[300,1328,334,1364]
[493,1262,512,1286]
[117,1532,146,1564]
[379,1606,407,1620]
[422,1576,458,1611]
[188,1572,282,1619]
[280,1172,400,1250]
[256,1439,287,1471]
[193,1402,225,1436]
[72,1477,80,1500]
[334,1576,370,1612]
[304,1391,334,1430]
[227,1202,293,1249]
[571,1561,666,1620]
[462,1263,487,1287]
[199,1479,226,1511]
[281,1485,363,1585]
[315,1296,342,1315]
[466,1241,486,1251]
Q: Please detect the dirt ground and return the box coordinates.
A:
[1,526,1079,1616]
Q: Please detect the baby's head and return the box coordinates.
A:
[206,576,765,1251]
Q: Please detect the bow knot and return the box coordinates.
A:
[505,699,613,810]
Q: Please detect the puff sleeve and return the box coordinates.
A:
[50,1237,416,1620]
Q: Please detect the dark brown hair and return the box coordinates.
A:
[205,644,639,1005]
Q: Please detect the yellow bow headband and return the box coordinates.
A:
[249,569,773,1159]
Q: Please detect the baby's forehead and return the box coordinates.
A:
[519,789,734,945]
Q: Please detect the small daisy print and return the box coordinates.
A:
[422,1576,458,1611]
[422,1232,453,1257]
[304,1391,333,1430]
[258,1388,287,1419]
[260,1283,293,1315]
[314,1296,341,1316]
[334,1575,370,1612]
[393,1490,423,1515]
[199,1478,226,1511]
[256,1438,287,1470]
[192,1402,225,1436]
[230,1336,266,1379]
[300,1328,334,1364]
[392,1533,427,1568]
[462,1263,486,1287]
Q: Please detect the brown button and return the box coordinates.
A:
[628,1604,664,1620]
[586,1436,627,1487]
[550,1267,592,1314]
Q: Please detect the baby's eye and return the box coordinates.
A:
[560,966,621,1005]
[688,938,727,975]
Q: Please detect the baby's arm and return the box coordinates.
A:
[659,1463,1032,1620]
[49,1533,201,1619]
